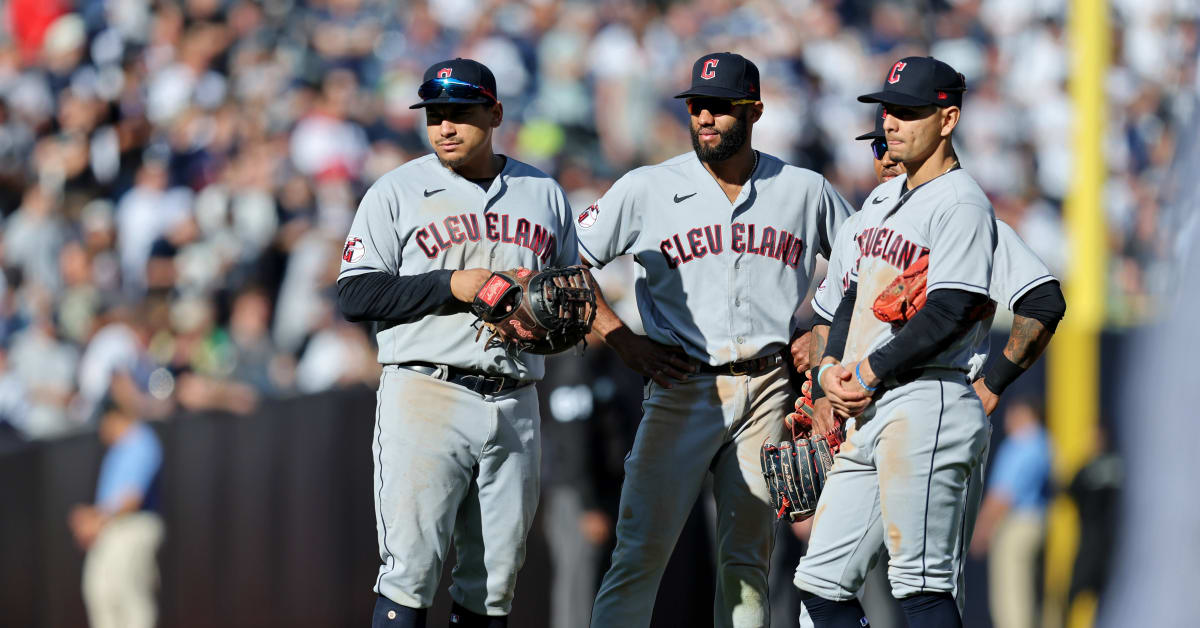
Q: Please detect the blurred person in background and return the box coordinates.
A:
[1066,423,1122,618]
[68,395,164,628]
[970,398,1053,628]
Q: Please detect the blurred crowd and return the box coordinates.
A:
[0,0,1195,441]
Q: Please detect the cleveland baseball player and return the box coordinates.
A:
[578,52,854,628]
[797,104,1066,628]
[336,58,579,628]
[792,56,997,628]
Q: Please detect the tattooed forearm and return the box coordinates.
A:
[810,324,829,367]
[1001,315,1053,368]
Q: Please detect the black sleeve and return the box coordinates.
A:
[1012,280,1065,331]
[822,282,856,361]
[866,288,989,381]
[811,313,833,329]
[337,270,458,323]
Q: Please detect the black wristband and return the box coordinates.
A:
[983,355,1026,396]
[809,365,826,400]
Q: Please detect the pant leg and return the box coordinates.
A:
[374,368,487,608]
[857,546,905,628]
[81,512,164,628]
[792,414,886,601]
[953,428,991,615]
[988,513,1044,628]
[590,377,732,628]
[449,383,542,616]
[710,366,792,628]
[875,378,990,599]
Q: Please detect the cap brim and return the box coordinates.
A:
[674,85,755,99]
[856,91,932,107]
[855,130,884,141]
[409,96,493,109]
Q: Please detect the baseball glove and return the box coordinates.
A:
[470,266,597,355]
[761,380,844,523]
[872,251,929,324]
[872,251,997,325]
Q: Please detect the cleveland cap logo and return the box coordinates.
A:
[437,68,452,78]
[700,58,718,80]
[887,61,907,84]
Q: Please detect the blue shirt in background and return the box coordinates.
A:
[95,422,162,514]
[988,426,1052,514]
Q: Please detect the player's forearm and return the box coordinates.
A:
[590,283,628,340]
[337,270,457,322]
[822,284,857,362]
[982,281,1064,394]
[866,288,988,382]
[1001,315,1054,369]
[809,324,829,368]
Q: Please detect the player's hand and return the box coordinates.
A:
[812,396,837,437]
[605,325,698,388]
[790,330,813,373]
[450,268,494,302]
[973,379,1000,416]
[822,362,871,418]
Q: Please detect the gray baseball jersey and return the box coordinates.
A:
[840,170,997,370]
[577,151,853,365]
[338,154,578,381]
[814,209,1055,379]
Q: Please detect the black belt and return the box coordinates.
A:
[887,366,969,388]
[395,362,530,396]
[696,353,785,376]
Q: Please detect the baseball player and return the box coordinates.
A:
[797,103,1066,628]
[577,52,854,628]
[336,58,579,628]
[790,56,999,628]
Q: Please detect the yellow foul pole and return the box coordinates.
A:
[1045,1,1108,627]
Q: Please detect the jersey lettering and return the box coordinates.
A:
[414,212,557,262]
[659,222,805,269]
[856,226,925,271]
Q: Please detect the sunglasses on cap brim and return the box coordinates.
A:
[417,77,498,104]
[870,138,888,160]
[686,97,758,116]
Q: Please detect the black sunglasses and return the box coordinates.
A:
[417,77,497,104]
[686,97,757,116]
[870,138,888,160]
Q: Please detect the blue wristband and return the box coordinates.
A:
[818,363,836,385]
[855,363,878,392]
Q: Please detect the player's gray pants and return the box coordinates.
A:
[590,365,792,628]
[794,372,989,602]
[372,366,540,615]
[795,419,992,626]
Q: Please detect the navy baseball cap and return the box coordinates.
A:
[410,58,498,109]
[857,56,966,108]
[674,52,761,100]
[855,105,886,141]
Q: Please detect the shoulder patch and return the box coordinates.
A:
[342,237,364,263]
[577,203,600,229]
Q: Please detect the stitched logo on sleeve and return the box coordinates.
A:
[342,237,364,263]
[577,203,600,229]
[478,275,512,307]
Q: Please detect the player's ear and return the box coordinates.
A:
[490,101,503,128]
[940,106,960,138]
[749,101,763,124]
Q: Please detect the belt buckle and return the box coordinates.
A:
[728,361,749,376]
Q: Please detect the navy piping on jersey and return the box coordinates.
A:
[1006,274,1055,310]
[927,281,989,292]
[577,240,604,269]
[374,383,395,591]
[339,266,379,277]
[921,380,947,591]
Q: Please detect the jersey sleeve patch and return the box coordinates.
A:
[342,237,365,263]
[577,203,599,229]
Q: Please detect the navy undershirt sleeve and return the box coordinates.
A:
[337,270,457,323]
[1011,280,1065,331]
[866,288,989,381]
[822,282,857,361]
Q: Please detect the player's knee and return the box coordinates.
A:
[372,595,428,628]
[449,602,507,627]
[801,594,869,627]
[898,592,961,628]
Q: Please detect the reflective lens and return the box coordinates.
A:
[870,138,888,160]
[686,98,757,116]
[417,77,497,103]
